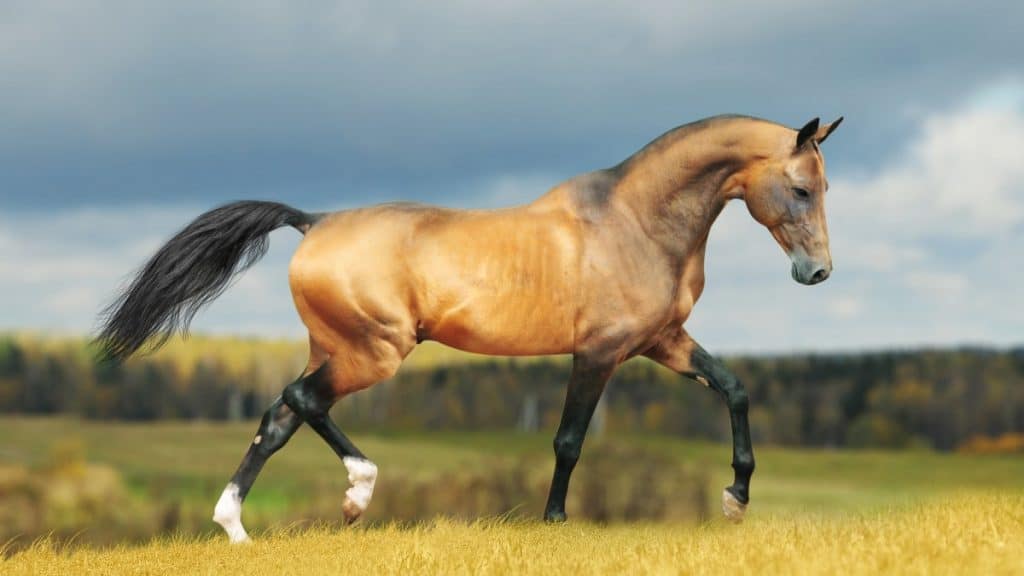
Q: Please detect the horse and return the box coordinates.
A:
[96,114,842,542]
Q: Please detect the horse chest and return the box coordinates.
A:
[674,251,708,323]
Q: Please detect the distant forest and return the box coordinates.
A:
[2,334,1022,451]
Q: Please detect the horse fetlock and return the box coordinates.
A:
[342,457,377,523]
[721,487,748,523]
[732,455,755,479]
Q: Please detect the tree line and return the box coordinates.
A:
[2,334,1022,450]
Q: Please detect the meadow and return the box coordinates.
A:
[1,417,1023,573]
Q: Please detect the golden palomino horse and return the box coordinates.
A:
[97,114,843,542]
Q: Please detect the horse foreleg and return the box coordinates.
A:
[645,330,755,522]
[214,394,302,543]
[543,354,616,522]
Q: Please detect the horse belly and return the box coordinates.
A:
[428,290,576,355]
[413,215,579,356]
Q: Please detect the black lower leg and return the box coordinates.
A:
[281,362,373,523]
[281,363,365,462]
[544,355,614,522]
[690,346,755,503]
[724,393,754,503]
[228,395,302,501]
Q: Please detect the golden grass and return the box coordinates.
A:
[5,493,1022,575]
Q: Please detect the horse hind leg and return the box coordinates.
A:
[280,359,381,524]
[214,333,406,541]
[212,344,331,542]
[213,389,303,543]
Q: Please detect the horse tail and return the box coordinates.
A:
[95,200,320,362]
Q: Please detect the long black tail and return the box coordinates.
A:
[95,200,319,362]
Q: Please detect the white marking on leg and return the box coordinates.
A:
[213,483,251,543]
[342,457,377,521]
[253,434,262,445]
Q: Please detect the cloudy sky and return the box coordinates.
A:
[1,1,1021,353]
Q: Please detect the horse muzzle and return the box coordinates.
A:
[791,259,832,286]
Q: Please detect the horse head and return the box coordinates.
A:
[742,116,843,285]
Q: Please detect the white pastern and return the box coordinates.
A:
[342,457,378,517]
[213,483,251,543]
[721,488,747,523]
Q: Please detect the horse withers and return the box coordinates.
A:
[96,114,842,542]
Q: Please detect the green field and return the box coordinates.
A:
[2,417,1023,520]
[2,417,1023,573]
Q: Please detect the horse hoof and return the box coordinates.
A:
[544,510,567,523]
[721,488,747,523]
[342,498,363,524]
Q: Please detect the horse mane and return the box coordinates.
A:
[612,114,785,174]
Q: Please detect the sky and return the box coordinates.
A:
[1,1,1022,353]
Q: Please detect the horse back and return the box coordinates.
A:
[289,200,582,358]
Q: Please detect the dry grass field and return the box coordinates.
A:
[4,493,1022,575]
[2,418,1023,574]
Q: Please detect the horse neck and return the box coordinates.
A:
[611,124,774,261]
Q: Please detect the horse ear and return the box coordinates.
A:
[815,116,844,145]
[796,117,820,149]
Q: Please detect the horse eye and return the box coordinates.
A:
[793,187,810,199]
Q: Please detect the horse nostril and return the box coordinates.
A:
[811,268,830,284]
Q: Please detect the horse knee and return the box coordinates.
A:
[726,387,749,414]
[553,433,583,465]
[707,369,747,410]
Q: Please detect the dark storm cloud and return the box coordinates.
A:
[1,0,1021,211]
